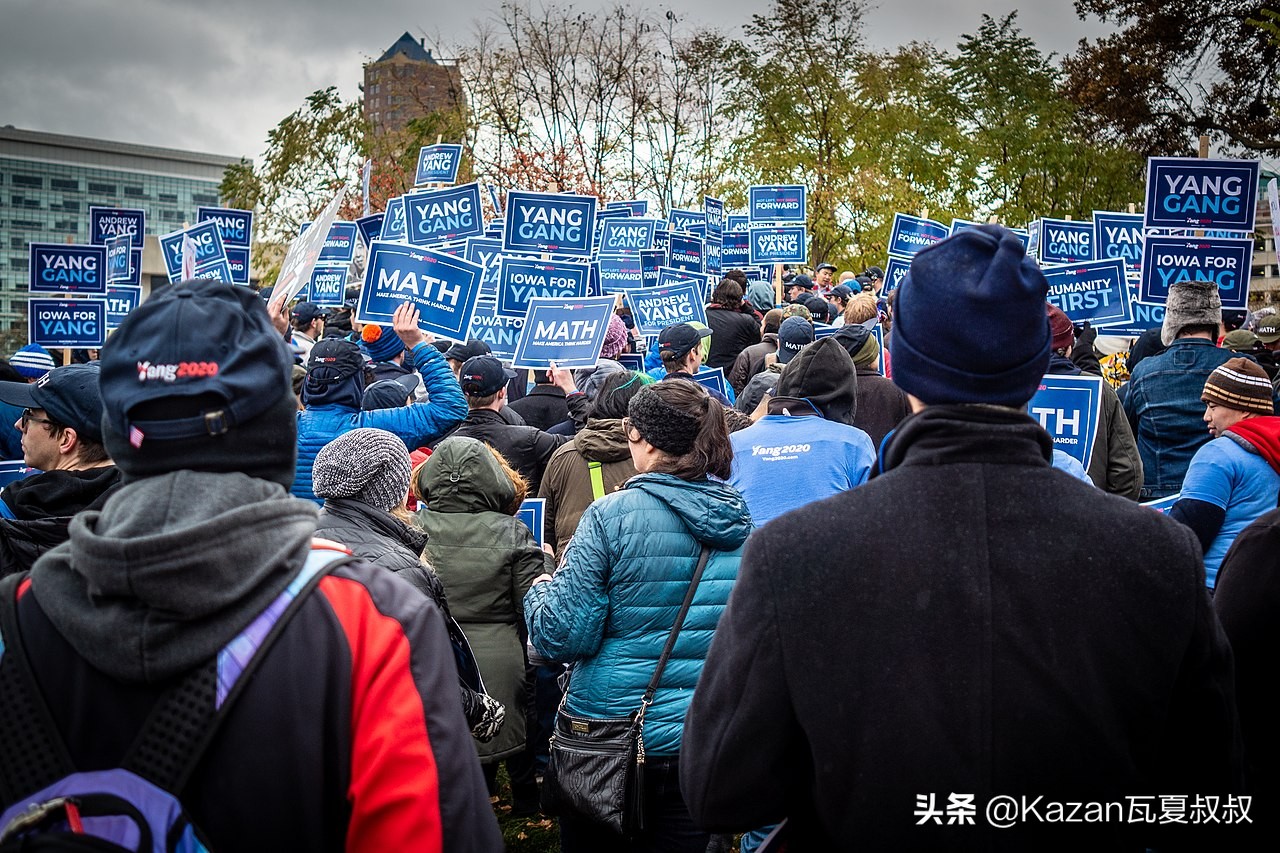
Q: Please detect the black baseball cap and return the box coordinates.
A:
[0,363,105,443]
[788,274,815,291]
[444,338,492,362]
[459,355,517,397]
[815,263,837,273]
[657,323,703,359]
[307,338,365,381]
[830,284,854,300]
[291,302,328,325]
[864,266,884,281]
[362,374,421,410]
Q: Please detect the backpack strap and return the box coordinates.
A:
[0,573,77,806]
[587,460,606,501]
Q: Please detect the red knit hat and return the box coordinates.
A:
[1045,304,1074,352]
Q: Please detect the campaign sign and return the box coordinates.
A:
[705,236,722,275]
[606,200,649,217]
[668,233,705,274]
[1093,211,1144,272]
[721,231,750,269]
[358,241,483,340]
[748,225,807,265]
[516,497,546,546]
[668,209,705,233]
[599,218,657,255]
[116,250,142,288]
[404,183,484,247]
[1029,375,1103,470]
[691,366,730,399]
[725,214,749,233]
[512,296,618,370]
[496,257,591,321]
[1144,157,1260,232]
[304,266,347,307]
[626,281,707,335]
[503,191,598,258]
[598,255,645,293]
[1102,298,1165,338]
[1039,218,1095,265]
[596,207,632,223]
[105,235,131,284]
[29,299,106,349]
[881,254,912,295]
[191,260,234,283]
[159,221,226,281]
[197,207,253,248]
[1141,493,1180,513]
[28,244,107,295]
[225,247,250,285]
[1043,258,1132,327]
[467,299,524,361]
[652,229,671,255]
[105,286,141,330]
[382,197,407,241]
[655,266,702,291]
[1138,235,1253,309]
[89,207,146,250]
[748,185,806,224]
[465,236,506,300]
[1027,219,1041,259]
[308,222,358,264]
[704,196,724,238]
[888,213,948,257]
[356,213,384,248]
[1009,227,1030,252]
[640,250,665,288]
[949,218,980,235]
[0,462,30,490]
[1268,178,1279,235]
[414,143,464,186]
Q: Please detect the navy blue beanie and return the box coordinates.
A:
[891,224,1049,407]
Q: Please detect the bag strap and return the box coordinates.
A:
[640,544,712,711]
[587,461,606,501]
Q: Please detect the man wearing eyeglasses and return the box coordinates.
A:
[0,363,120,576]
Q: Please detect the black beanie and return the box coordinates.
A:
[773,337,858,425]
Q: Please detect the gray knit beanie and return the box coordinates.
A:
[313,428,411,512]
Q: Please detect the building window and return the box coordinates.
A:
[10,195,40,209]
[10,238,27,250]
[51,178,80,191]
[9,258,28,270]
[54,219,78,231]
[192,193,220,205]
[88,182,116,195]
[12,175,42,188]
[158,192,178,203]
[123,185,146,197]
[60,199,80,212]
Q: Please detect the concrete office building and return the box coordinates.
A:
[0,126,245,332]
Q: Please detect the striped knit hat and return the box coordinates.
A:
[312,428,411,512]
[1201,358,1273,416]
[10,344,54,380]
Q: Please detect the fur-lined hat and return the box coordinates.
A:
[1161,280,1222,346]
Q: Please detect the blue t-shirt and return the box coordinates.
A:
[729,414,876,527]
[1179,436,1280,588]
[1051,449,1093,485]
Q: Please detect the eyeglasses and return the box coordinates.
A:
[20,409,56,431]
[621,417,640,443]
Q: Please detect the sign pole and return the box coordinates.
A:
[773,263,783,307]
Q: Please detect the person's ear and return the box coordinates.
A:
[58,426,78,456]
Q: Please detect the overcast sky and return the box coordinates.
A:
[0,0,1112,162]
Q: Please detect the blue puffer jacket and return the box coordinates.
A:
[524,473,752,757]
[292,342,466,502]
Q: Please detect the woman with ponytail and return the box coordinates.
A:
[524,380,753,852]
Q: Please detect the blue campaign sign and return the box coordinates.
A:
[748,225,807,265]
[598,255,645,293]
[357,240,483,339]
[652,229,671,255]
[464,236,506,300]
[1144,157,1260,232]
[303,266,347,307]
[159,221,226,280]
[404,183,484,247]
[748,185,806,224]
[640,250,665,288]
[668,233,705,274]
[356,213,384,247]
[1139,235,1254,310]
[117,249,142,287]
[721,230,750,269]
[606,200,648,217]
[725,214,749,233]
[105,286,141,330]
[1028,374,1104,470]
[1039,218,1095,264]
[888,213,948,257]
[89,207,146,250]
[414,143,464,186]
[467,299,524,361]
[656,265,702,291]
[1042,258,1132,327]
[197,207,254,248]
[1027,220,1041,259]
[625,281,707,335]
[382,197,407,240]
[192,259,234,283]
[1009,227,1030,252]
[1102,297,1165,338]
[617,353,645,373]
[0,462,31,490]
[596,207,632,223]
[503,190,598,258]
[512,296,618,370]
[599,218,657,255]
[314,222,358,264]
[105,235,131,284]
[496,257,591,320]
[1093,211,1144,272]
[704,196,724,238]
[28,243,107,294]
[949,218,980,235]
[668,208,705,233]
[516,498,546,546]
[691,366,729,399]
[29,299,106,349]
[705,236,722,275]
[225,247,250,285]
[881,254,912,295]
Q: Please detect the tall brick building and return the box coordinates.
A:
[363,33,464,136]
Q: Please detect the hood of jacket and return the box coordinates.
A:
[1044,351,1082,376]
[29,470,318,684]
[303,371,365,411]
[773,337,858,425]
[746,281,776,314]
[625,473,752,550]
[575,418,631,463]
[1226,415,1280,476]
[880,404,1054,475]
[1,466,122,521]
[417,435,515,514]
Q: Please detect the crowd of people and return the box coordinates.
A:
[0,222,1277,851]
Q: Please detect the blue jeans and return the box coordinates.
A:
[558,755,707,853]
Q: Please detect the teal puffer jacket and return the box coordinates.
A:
[524,472,752,757]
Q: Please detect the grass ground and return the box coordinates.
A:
[491,767,560,852]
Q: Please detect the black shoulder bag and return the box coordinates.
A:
[540,544,712,837]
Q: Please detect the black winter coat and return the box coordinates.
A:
[447,396,589,494]
[851,364,911,449]
[508,385,569,431]
[683,405,1243,851]
[0,466,122,579]
[705,305,762,370]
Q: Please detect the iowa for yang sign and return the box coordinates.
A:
[357,241,483,340]
[29,299,106,349]
[1139,235,1253,309]
[404,183,484,247]
[1144,157,1260,232]
[503,191,597,258]
[496,257,591,321]
[28,244,107,295]
[414,143,463,186]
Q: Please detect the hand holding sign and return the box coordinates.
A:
[548,365,578,394]
[393,302,429,348]
[266,292,290,338]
